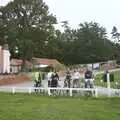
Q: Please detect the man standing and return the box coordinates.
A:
[72,70,80,88]
[64,71,72,88]
[34,70,43,87]
[51,71,59,87]
[47,70,53,87]
[84,68,94,88]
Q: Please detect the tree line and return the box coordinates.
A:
[0,0,120,65]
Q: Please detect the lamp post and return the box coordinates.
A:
[14,46,19,54]
[14,46,19,59]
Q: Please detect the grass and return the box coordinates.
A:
[95,70,120,88]
[0,93,120,120]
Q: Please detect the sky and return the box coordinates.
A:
[1,0,120,37]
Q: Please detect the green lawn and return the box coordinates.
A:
[95,70,120,88]
[0,93,120,120]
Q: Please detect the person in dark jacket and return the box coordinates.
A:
[64,71,71,88]
[51,71,59,87]
[84,68,94,88]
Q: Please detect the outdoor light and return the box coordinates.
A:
[14,46,19,54]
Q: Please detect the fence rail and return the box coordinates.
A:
[0,87,120,97]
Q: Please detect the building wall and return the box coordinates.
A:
[0,45,10,73]
[2,49,10,73]
[11,66,21,73]
[0,46,3,73]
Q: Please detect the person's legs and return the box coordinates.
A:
[73,79,75,88]
[64,79,66,87]
[48,80,51,87]
[39,81,41,87]
[73,79,77,88]
[35,81,39,92]
[74,79,77,88]
[34,80,37,92]
[76,79,79,88]
[85,79,88,88]
[68,79,71,88]
[90,79,94,88]
[50,80,53,93]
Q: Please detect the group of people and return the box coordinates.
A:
[32,69,60,89]
[64,70,80,88]
[47,68,94,88]
[32,67,94,89]
[64,68,94,88]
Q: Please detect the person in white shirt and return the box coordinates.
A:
[47,71,53,87]
[72,70,80,88]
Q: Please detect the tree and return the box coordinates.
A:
[0,0,57,66]
[111,26,120,43]
[111,26,120,60]
[51,21,116,64]
[0,1,118,65]
[58,22,115,64]
[74,22,114,63]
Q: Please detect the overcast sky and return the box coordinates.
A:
[1,0,120,37]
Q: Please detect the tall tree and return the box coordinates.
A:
[111,26,120,43]
[0,0,57,65]
[58,22,116,64]
[74,22,114,63]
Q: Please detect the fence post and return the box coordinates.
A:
[29,88,32,94]
[12,87,15,94]
[119,89,120,97]
[108,89,111,97]
[95,88,98,97]
[70,88,72,97]
[107,72,111,97]
[48,88,51,96]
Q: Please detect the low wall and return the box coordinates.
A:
[0,74,30,86]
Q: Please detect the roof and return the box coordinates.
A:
[10,58,64,70]
[32,58,62,67]
[10,59,33,68]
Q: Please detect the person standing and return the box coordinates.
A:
[34,71,39,86]
[47,70,53,87]
[84,68,94,88]
[51,71,59,87]
[72,70,80,88]
[33,70,40,92]
[64,71,72,88]
[38,71,43,87]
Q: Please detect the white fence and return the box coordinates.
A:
[0,87,120,97]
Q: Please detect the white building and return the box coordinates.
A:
[0,44,10,74]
